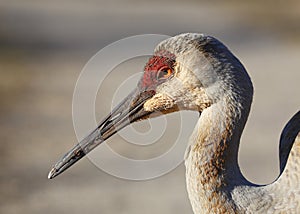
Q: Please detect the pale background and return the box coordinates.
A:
[1,0,299,213]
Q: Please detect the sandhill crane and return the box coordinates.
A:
[48,33,300,213]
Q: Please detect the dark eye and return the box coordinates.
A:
[157,67,173,80]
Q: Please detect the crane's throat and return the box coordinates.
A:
[184,102,245,213]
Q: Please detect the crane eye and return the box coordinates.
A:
[157,67,172,80]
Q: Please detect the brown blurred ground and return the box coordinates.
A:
[0,1,299,213]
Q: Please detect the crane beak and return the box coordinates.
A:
[48,88,155,179]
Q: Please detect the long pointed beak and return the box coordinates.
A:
[48,88,155,179]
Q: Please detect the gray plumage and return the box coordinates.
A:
[156,33,300,213]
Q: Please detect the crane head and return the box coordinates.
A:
[48,33,251,179]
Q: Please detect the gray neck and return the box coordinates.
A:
[184,91,252,213]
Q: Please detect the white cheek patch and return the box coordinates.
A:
[143,93,175,112]
[156,76,211,112]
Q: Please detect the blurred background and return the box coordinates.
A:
[1,0,299,213]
